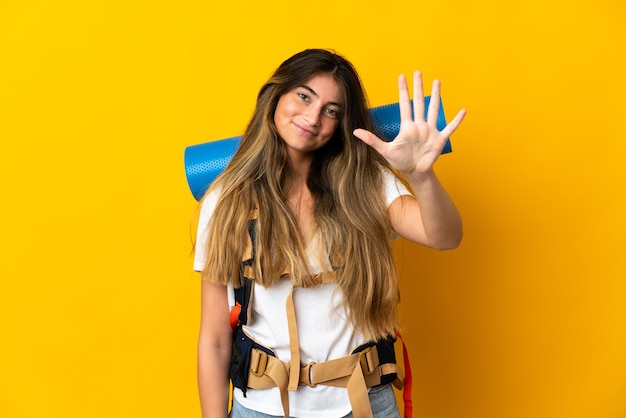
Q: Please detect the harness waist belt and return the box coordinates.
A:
[235,333,403,418]
[248,346,403,390]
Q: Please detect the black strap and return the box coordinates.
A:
[234,217,256,326]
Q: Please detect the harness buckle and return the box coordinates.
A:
[299,362,317,387]
[359,347,379,376]
[250,349,268,377]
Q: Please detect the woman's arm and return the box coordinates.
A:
[388,173,462,250]
[354,71,465,249]
[198,281,232,418]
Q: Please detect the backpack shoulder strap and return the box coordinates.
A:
[230,209,258,330]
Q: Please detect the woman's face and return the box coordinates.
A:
[274,73,343,162]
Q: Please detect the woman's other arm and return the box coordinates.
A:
[198,282,232,418]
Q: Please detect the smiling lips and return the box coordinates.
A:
[292,122,318,137]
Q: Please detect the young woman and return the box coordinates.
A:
[194,49,466,418]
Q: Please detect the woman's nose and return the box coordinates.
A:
[303,106,322,127]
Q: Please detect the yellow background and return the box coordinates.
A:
[1,0,625,417]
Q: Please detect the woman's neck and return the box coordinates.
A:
[285,175,314,242]
[286,149,314,178]
[284,152,316,240]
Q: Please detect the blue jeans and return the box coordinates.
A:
[229,384,401,418]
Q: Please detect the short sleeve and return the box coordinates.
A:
[381,167,412,207]
[193,188,221,272]
[193,187,236,308]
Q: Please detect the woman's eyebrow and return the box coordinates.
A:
[298,85,343,108]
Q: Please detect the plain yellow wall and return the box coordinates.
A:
[1,1,624,417]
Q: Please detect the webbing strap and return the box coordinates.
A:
[285,287,301,391]
[346,358,371,418]
[248,348,291,416]
[264,357,290,417]
[233,209,408,417]
[246,347,377,418]
[307,351,362,386]
[284,285,374,418]
[247,346,394,388]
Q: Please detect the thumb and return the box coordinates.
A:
[353,128,384,153]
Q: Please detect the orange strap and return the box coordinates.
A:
[229,302,241,331]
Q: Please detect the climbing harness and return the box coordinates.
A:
[228,209,413,418]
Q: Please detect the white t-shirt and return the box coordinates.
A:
[194,167,411,418]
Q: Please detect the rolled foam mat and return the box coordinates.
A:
[184,97,450,200]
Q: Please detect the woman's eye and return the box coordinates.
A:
[325,108,339,118]
[297,93,309,101]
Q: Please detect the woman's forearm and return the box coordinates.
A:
[404,169,463,250]
[198,339,232,418]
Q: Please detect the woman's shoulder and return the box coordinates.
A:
[376,162,395,177]
[198,185,223,225]
[376,164,412,206]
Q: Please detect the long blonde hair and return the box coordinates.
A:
[201,49,400,340]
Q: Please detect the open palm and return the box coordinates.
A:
[354,71,466,176]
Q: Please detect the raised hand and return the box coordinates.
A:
[353,71,466,177]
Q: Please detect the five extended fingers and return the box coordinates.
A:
[355,72,466,174]
[359,72,466,156]
[399,71,465,139]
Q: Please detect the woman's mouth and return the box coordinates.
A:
[293,122,317,137]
